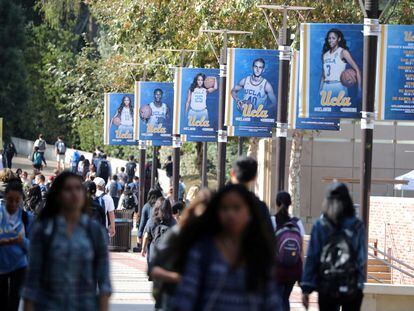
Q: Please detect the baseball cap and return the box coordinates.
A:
[94,177,106,188]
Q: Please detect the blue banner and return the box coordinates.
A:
[299,24,363,119]
[173,67,220,142]
[134,82,173,145]
[104,93,136,145]
[289,50,340,131]
[225,48,279,127]
[376,25,414,120]
[228,126,272,138]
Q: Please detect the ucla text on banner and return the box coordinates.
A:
[225,48,279,128]
[299,24,363,119]
[289,50,340,131]
[134,81,173,145]
[174,67,220,142]
[104,93,136,145]
[228,126,272,138]
[376,25,414,121]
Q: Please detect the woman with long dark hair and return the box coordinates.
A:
[0,179,34,311]
[320,28,361,97]
[110,95,134,137]
[171,184,279,310]
[301,183,366,311]
[22,172,111,310]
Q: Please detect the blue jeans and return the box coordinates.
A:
[275,282,295,311]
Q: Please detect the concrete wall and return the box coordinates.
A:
[257,120,414,229]
[11,137,128,174]
[362,284,414,311]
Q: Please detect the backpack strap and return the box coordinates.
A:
[22,210,29,237]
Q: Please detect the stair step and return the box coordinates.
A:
[368,265,391,273]
[368,258,388,265]
[367,278,392,284]
[368,272,391,280]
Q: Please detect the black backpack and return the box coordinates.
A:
[152,223,170,250]
[91,195,106,227]
[124,193,136,210]
[126,162,136,179]
[98,161,109,181]
[318,217,361,299]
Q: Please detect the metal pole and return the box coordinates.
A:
[237,137,243,156]
[151,146,158,188]
[217,33,228,189]
[201,142,208,188]
[275,8,292,192]
[138,142,146,214]
[360,0,379,280]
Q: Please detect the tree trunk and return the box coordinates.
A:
[247,137,259,159]
[288,130,304,217]
[196,142,203,177]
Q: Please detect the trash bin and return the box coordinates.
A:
[109,211,133,252]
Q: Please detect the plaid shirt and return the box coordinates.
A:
[22,215,112,310]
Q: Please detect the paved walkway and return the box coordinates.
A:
[109,252,318,311]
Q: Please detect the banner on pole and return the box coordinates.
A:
[225,48,279,127]
[227,126,272,138]
[376,25,414,120]
[299,23,363,119]
[173,67,220,142]
[134,82,173,145]
[104,93,136,145]
[290,50,340,131]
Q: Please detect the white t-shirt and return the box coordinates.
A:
[96,190,115,228]
[323,47,347,82]
[190,87,207,111]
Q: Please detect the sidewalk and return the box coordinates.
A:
[109,252,318,311]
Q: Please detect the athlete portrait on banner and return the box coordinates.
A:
[135,82,173,144]
[225,48,279,128]
[300,23,363,119]
[185,73,218,126]
[174,67,220,142]
[104,93,136,145]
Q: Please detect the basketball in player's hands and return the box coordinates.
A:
[140,105,153,119]
[340,69,357,88]
[204,76,216,89]
[113,117,121,126]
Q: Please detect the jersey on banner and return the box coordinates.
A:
[173,68,219,142]
[376,25,414,120]
[134,82,173,144]
[104,93,136,145]
[299,24,363,119]
[228,126,272,138]
[289,50,340,131]
[226,48,279,127]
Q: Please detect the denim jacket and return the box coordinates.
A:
[301,214,367,294]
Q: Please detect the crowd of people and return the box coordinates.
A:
[0,138,367,311]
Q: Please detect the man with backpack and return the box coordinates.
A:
[301,183,367,311]
[31,147,43,171]
[70,147,80,173]
[272,191,305,311]
[125,155,137,183]
[106,175,122,208]
[54,136,66,171]
[33,134,47,168]
[3,141,17,169]
[93,177,116,238]
[96,154,111,184]
[117,185,138,210]
[84,181,107,229]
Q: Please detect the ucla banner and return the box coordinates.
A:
[228,126,272,138]
[173,67,220,142]
[299,24,363,119]
[104,93,136,145]
[134,82,173,145]
[225,48,279,127]
[290,50,340,131]
[376,25,414,120]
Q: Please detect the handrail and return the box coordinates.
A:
[368,244,414,273]
[367,273,384,284]
[368,252,414,279]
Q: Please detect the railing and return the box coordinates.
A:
[368,244,414,280]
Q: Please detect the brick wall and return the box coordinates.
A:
[369,196,414,285]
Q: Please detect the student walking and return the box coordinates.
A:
[171,184,280,310]
[54,136,66,171]
[33,134,47,168]
[96,154,111,184]
[22,172,112,310]
[3,141,17,169]
[94,177,116,238]
[0,179,34,311]
[272,191,305,311]
[31,147,43,171]
[301,183,367,311]
[125,155,137,183]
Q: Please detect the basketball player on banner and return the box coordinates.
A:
[110,95,134,138]
[320,29,361,101]
[231,58,277,115]
[184,73,217,126]
[140,88,170,132]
